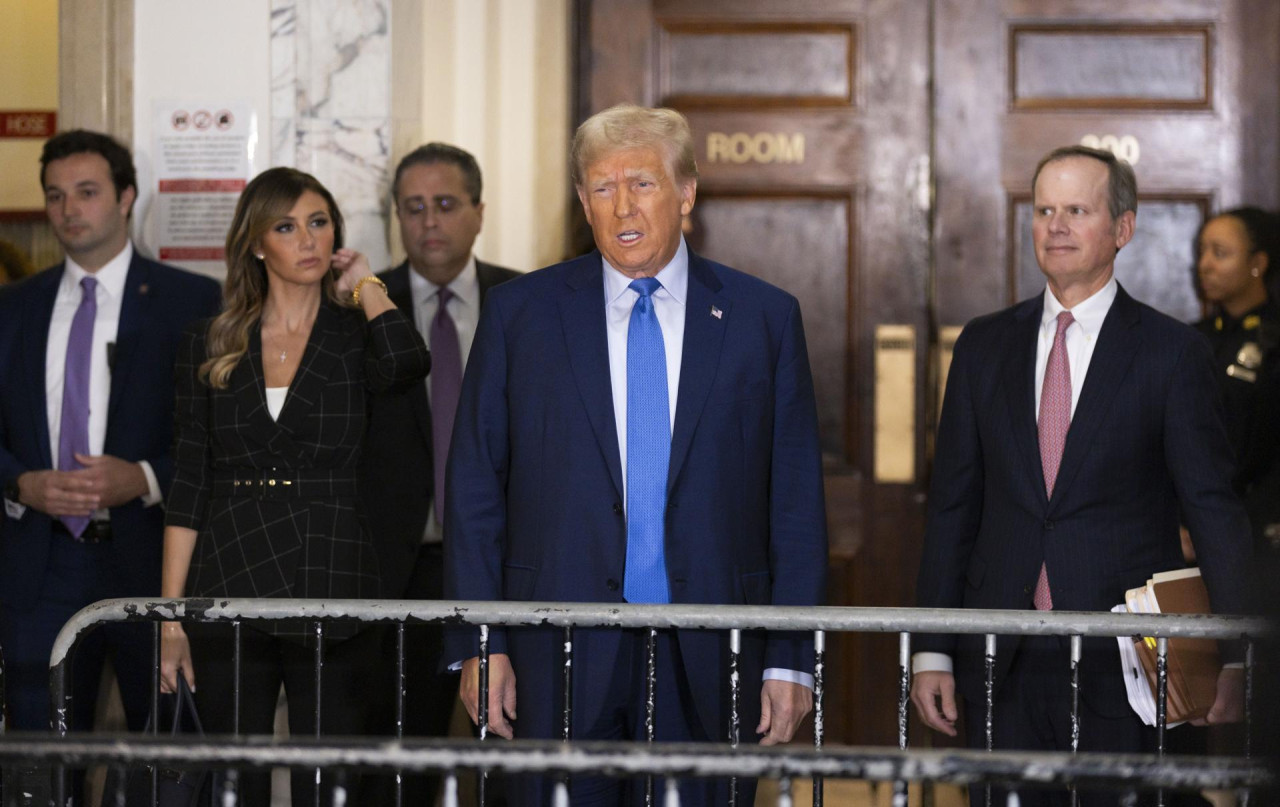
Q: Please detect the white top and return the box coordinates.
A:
[265,386,288,421]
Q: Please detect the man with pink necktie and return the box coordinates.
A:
[0,131,220,748]
[911,146,1252,807]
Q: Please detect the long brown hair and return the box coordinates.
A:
[201,167,346,388]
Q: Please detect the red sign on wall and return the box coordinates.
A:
[0,111,57,139]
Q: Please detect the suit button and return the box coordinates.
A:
[1044,520,1054,530]
[606,579,619,591]
[612,502,623,515]
[1023,584,1033,595]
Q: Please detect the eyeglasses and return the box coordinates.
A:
[399,196,472,217]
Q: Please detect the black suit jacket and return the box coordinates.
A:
[916,284,1252,715]
[167,304,428,617]
[0,253,221,608]
[360,259,520,597]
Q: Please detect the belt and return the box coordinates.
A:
[212,468,358,501]
[52,519,113,544]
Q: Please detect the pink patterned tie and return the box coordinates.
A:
[1035,310,1074,611]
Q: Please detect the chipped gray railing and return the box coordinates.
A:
[43,598,1270,807]
[1,735,1271,806]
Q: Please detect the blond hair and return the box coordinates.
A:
[571,104,699,188]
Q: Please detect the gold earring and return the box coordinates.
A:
[1252,266,1261,277]
[256,254,265,260]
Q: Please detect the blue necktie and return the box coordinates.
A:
[624,278,671,604]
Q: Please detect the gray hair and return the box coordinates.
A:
[571,104,699,188]
[1032,145,1137,221]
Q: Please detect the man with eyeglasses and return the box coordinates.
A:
[360,142,519,803]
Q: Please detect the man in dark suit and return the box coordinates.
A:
[360,143,518,801]
[0,130,221,737]
[444,104,828,806]
[911,145,1252,806]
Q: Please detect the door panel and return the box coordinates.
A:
[937,0,1280,326]
[576,0,1278,747]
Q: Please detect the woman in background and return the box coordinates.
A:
[158,167,429,805]
[1194,206,1280,556]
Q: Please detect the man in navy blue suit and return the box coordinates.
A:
[444,104,828,805]
[0,130,221,738]
[911,145,1252,806]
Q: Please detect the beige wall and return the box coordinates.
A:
[391,0,571,272]
[0,0,59,210]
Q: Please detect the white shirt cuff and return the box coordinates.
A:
[4,496,25,520]
[763,667,814,690]
[139,461,162,507]
[911,652,953,675]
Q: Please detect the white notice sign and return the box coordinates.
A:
[153,102,257,272]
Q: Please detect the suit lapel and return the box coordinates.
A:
[274,302,347,450]
[1048,285,1142,511]
[668,252,728,494]
[1002,297,1048,508]
[22,266,61,468]
[106,255,152,430]
[559,255,624,500]
[230,327,280,449]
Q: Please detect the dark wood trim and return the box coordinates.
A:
[1007,23,1213,112]
[1003,191,1213,306]
[0,210,47,222]
[693,187,860,467]
[655,20,857,109]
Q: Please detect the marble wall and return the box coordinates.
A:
[271,0,394,271]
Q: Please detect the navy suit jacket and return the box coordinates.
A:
[361,259,520,598]
[443,249,828,740]
[916,284,1252,715]
[0,253,222,609]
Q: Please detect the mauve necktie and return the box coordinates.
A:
[430,287,462,526]
[1035,309,1074,610]
[624,278,671,604]
[59,276,98,539]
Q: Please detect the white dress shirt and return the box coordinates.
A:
[913,277,1118,676]
[24,242,162,521]
[603,237,811,690]
[410,255,482,541]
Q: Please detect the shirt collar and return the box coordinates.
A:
[1042,275,1117,338]
[63,241,133,300]
[410,254,479,306]
[602,236,689,307]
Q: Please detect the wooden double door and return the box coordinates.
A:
[574,0,1279,746]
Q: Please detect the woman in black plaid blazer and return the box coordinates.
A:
[158,168,428,805]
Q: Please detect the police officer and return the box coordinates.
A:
[1194,206,1280,554]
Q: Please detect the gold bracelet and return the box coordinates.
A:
[351,275,387,306]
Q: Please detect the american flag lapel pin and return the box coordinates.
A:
[710,305,723,320]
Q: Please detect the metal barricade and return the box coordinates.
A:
[36,599,1275,806]
[0,735,1271,806]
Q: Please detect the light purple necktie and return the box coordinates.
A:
[1035,310,1074,610]
[59,276,98,539]
[430,287,462,526]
